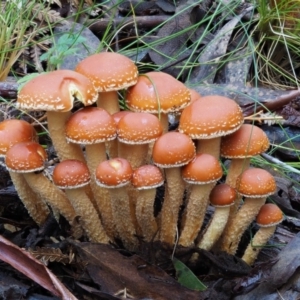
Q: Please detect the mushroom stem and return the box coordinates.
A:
[242,225,276,266]
[47,111,85,162]
[156,113,169,133]
[220,197,266,255]
[159,167,185,245]
[118,143,148,169]
[9,172,50,225]
[97,91,119,114]
[65,187,110,243]
[179,183,215,247]
[196,138,221,159]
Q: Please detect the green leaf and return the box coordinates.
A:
[173,257,207,291]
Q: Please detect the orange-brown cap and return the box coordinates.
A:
[5,141,47,173]
[112,111,132,125]
[132,165,164,189]
[189,89,201,103]
[182,153,223,184]
[65,107,116,144]
[256,203,283,227]
[152,132,195,168]
[221,124,270,158]
[52,159,91,189]
[95,158,133,188]
[126,71,191,114]
[17,70,98,112]
[210,183,236,207]
[236,168,276,198]
[75,52,138,92]
[117,112,163,144]
[0,119,37,157]
[178,95,244,139]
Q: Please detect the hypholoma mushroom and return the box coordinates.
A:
[152,131,196,245]
[95,158,138,250]
[5,142,79,233]
[132,165,164,242]
[75,52,138,114]
[178,95,244,159]
[52,159,110,243]
[0,119,50,225]
[220,168,276,255]
[242,203,283,266]
[179,153,223,247]
[126,71,191,132]
[17,70,98,162]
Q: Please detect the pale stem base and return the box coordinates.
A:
[96,91,120,115]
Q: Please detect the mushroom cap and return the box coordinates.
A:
[126,71,191,114]
[5,141,47,173]
[236,168,276,198]
[178,95,244,139]
[209,183,236,207]
[117,112,163,144]
[189,89,201,103]
[221,124,270,158]
[256,203,283,227]
[0,119,37,157]
[182,153,223,184]
[152,131,196,168]
[112,110,132,125]
[95,158,133,188]
[17,70,98,112]
[65,107,117,144]
[52,159,91,189]
[132,165,164,190]
[75,52,138,92]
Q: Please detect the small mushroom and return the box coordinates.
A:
[178,95,244,159]
[220,168,277,255]
[75,52,138,114]
[53,159,110,243]
[132,165,164,242]
[152,131,196,245]
[242,203,283,265]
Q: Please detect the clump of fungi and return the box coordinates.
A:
[3,52,281,276]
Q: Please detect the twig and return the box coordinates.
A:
[261,153,300,174]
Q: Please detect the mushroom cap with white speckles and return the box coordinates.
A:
[52,159,91,189]
[221,124,270,158]
[95,158,133,188]
[5,142,47,173]
[256,203,283,227]
[152,132,195,168]
[182,153,223,184]
[178,95,244,139]
[0,120,37,157]
[132,165,164,190]
[236,168,276,198]
[17,70,98,112]
[75,52,138,92]
[126,71,191,114]
[65,107,117,144]
[117,112,163,144]
[209,183,236,207]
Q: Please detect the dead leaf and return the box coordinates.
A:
[0,235,77,300]
[73,242,205,300]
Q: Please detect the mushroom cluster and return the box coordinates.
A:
[3,52,279,266]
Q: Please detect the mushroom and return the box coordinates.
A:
[131,165,164,242]
[52,159,110,243]
[178,95,244,159]
[179,153,223,247]
[126,71,191,132]
[220,168,277,255]
[242,203,283,266]
[0,119,50,225]
[152,131,196,245]
[197,183,236,251]
[75,52,138,114]
[117,112,163,169]
[17,70,98,162]
[65,106,117,238]
[5,142,79,232]
[95,158,138,250]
